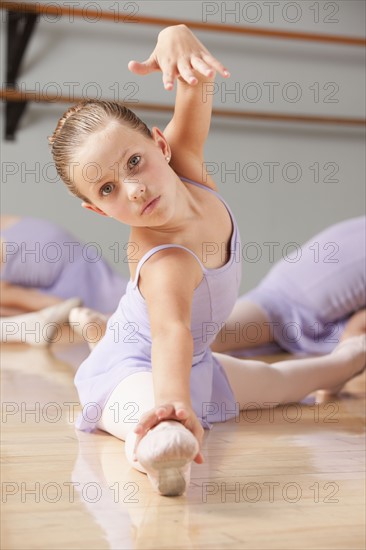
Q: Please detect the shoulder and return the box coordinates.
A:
[139,246,203,299]
[170,152,218,192]
[138,247,203,333]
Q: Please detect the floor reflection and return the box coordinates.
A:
[72,428,197,550]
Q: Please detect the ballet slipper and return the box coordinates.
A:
[69,306,108,327]
[68,307,108,349]
[0,297,82,346]
[135,420,199,497]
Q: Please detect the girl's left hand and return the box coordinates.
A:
[128,24,230,90]
[132,401,205,464]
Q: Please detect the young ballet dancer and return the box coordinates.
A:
[48,24,365,496]
[0,215,128,345]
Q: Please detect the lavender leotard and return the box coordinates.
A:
[233,216,366,357]
[74,177,242,432]
[0,217,127,313]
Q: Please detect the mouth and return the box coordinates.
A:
[141,196,160,215]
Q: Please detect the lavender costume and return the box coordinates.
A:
[0,217,127,314]
[74,177,242,432]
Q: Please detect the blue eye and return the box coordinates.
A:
[129,155,141,169]
[100,183,114,197]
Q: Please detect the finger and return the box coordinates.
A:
[190,55,216,78]
[160,66,178,90]
[132,405,176,460]
[156,404,175,419]
[133,404,175,435]
[174,406,190,420]
[194,451,205,464]
[176,58,198,85]
[128,56,159,75]
[191,422,205,459]
[201,53,230,77]
[133,411,160,434]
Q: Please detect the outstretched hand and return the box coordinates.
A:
[128,24,230,90]
[132,401,205,464]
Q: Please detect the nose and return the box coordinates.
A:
[125,179,146,201]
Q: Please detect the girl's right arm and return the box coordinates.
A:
[131,248,205,463]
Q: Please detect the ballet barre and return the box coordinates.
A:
[1,1,365,46]
[1,0,365,139]
[2,88,365,128]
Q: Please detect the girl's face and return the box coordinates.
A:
[73,121,175,227]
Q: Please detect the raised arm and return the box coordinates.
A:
[128,25,230,189]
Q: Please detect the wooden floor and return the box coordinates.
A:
[1,339,365,550]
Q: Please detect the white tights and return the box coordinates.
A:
[98,372,155,475]
[97,337,366,474]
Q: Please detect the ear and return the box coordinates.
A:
[81,202,109,217]
[151,126,171,159]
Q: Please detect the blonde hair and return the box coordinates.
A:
[48,99,152,203]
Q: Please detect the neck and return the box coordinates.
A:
[131,176,201,241]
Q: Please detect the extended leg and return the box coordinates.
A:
[0,280,64,316]
[213,335,366,408]
[97,372,199,496]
